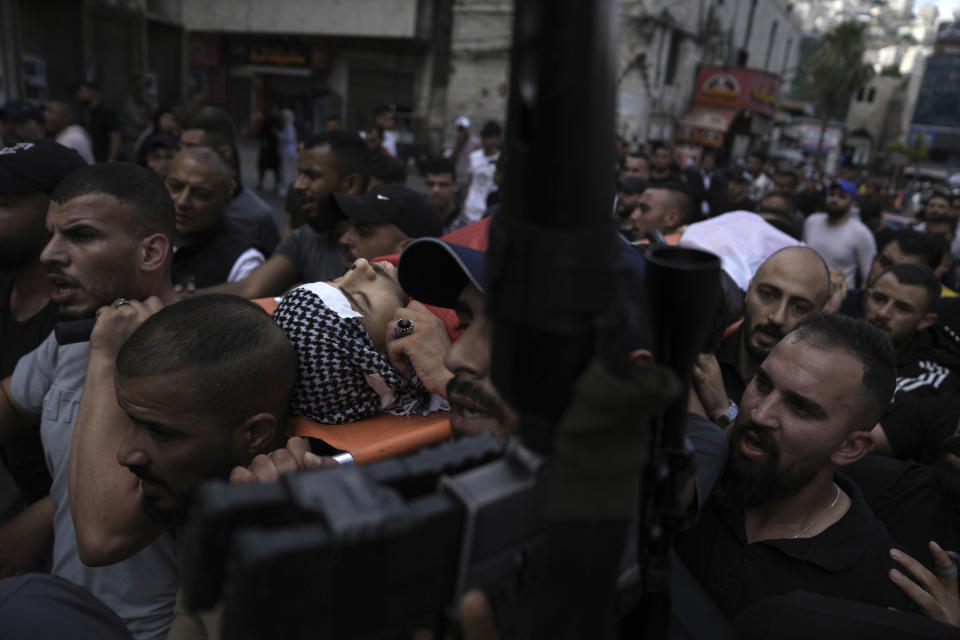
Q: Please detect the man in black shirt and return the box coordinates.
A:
[863,264,960,402]
[872,394,960,463]
[648,142,679,183]
[75,82,121,163]
[716,169,757,214]
[693,246,831,429]
[678,314,912,619]
[844,422,959,571]
[164,147,264,289]
[0,140,86,513]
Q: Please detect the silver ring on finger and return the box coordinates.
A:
[394,317,415,339]
[934,552,959,579]
[111,298,132,309]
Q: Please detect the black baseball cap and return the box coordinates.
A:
[0,99,44,124]
[727,168,751,184]
[398,238,486,308]
[0,140,87,194]
[331,184,443,239]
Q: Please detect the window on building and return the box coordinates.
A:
[765,21,779,71]
[665,31,683,86]
[857,87,866,101]
[868,87,876,102]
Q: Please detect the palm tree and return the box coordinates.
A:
[807,21,874,167]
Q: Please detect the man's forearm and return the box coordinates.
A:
[194,279,248,297]
[69,353,165,566]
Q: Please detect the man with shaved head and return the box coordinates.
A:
[628,181,690,240]
[164,147,264,288]
[694,246,832,429]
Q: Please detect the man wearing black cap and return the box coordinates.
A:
[337,184,444,269]
[0,100,45,146]
[0,141,87,374]
[0,141,87,535]
[397,239,518,440]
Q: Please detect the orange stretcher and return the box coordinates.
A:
[253,296,452,464]
[288,413,451,465]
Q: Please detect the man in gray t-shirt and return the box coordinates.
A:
[0,163,181,638]
[11,337,178,640]
[273,224,346,284]
[193,130,369,299]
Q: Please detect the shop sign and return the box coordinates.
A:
[248,44,309,67]
[694,66,781,118]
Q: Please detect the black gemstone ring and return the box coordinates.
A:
[394,317,415,338]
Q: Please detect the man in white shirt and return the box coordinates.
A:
[803,180,876,290]
[44,101,94,165]
[463,120,501,222]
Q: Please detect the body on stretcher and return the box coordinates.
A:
[253,296,453,464]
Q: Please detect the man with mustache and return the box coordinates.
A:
[0,163,180,638]
[862,263,960,403]
[677,313,914,619]
[396,238,519,441]
[394,235,728,511]
[693,246,831,431]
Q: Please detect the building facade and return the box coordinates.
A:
[183,0,440,152]
[0,0,185,113]
[908,19,960,165]
[844,74,909,166]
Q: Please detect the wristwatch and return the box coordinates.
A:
[715,400,738,428]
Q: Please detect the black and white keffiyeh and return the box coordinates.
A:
[273,284,435,424]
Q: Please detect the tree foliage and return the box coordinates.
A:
[807,21,874,164]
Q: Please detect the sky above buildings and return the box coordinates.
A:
[919,0,960,18]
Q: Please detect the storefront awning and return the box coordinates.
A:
[674,106,739,147]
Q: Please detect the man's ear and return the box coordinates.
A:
[139,233,170,274]
[218,144,234,160]
[830,429,874,467]
[918,312,938,331]
[665,208,681,230]
[341,172,364,195]
[394,235,413,254]
[234,413,281,457]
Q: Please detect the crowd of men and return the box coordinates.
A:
[0,91,959,639]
